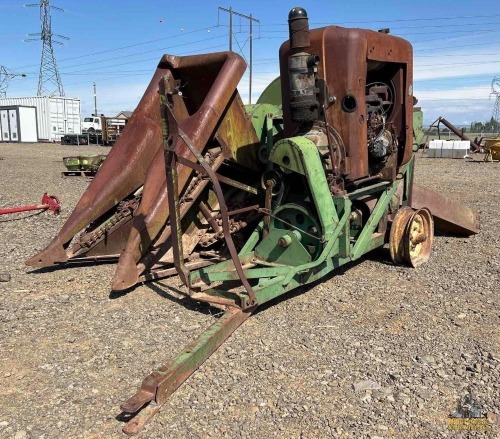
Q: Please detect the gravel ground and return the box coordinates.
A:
[0,142,498,439]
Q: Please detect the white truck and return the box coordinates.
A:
[82,116,126,133]
[82,116,102,132]
[62,116,128,146]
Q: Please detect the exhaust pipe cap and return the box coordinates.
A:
[288,7,307,21]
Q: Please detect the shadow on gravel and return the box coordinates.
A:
[108,285,136,299]
[140,281,224,317]
[0,210,44,222]
[364,246,394,266]
[109,248,400,318]
[254,254,383,316]
[27,258,118,274]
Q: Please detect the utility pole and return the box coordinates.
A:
[0,66,27,98]
[218,6,259,104]
[93,82,97,116]
[229,6,233,52]
[25,0,68,97]
[249,14,253,105]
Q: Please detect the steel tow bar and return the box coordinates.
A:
[119,307,253,435]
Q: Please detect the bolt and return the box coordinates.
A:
[278,234,293,248]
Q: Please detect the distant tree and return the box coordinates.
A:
[469,117,499,133]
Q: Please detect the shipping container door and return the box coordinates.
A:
[8,110,19,142]
[64,99,81,134]
[18,107,38,142]
[0,110,9,141]
[50,98,65,140]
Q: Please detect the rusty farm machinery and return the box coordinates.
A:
[26,7,480,434]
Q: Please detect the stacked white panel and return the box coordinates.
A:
[428,140,471,158]
[452,140,470,158]
[441,140,454,158]
[428,140,443,158]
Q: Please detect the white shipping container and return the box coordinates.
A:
[0,106,38,143]
[0,96,81,141]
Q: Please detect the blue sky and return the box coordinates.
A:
[1,0,499,125]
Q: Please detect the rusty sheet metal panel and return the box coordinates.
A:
[410,184,480,236]
[279,26,413,181]
[215,92,260,171]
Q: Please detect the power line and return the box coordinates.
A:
[415,40,500,52]
[416,52,500,58]
[253,21,500,33]
[22,34,228,75]
[415,60,500,69]
[6,42,230,93]
[6,7,500,105]
[57,42,229,75]
[419,98,491,101]
[9,14,500,80]
[218,7,259,104]
[12,25,219,70]
[417,74,499,82]
[230,13,500,27]
[258,27,500,40]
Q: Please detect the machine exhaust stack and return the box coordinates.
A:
[287,7,320,123]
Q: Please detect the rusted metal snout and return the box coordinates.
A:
[111,51,251,291]
[25,68,166,267]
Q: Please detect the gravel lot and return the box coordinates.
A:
[0,142,498,439]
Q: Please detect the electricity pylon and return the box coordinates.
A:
[25,0,68,96]
[491,76,500,125]
[0,66,27,98]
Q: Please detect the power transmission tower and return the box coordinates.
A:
[0,66,27,98]
[218,6,259,104]
[490,76,500,126]
[25,0,68,97]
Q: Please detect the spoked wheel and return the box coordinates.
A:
[390,207,434,267]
